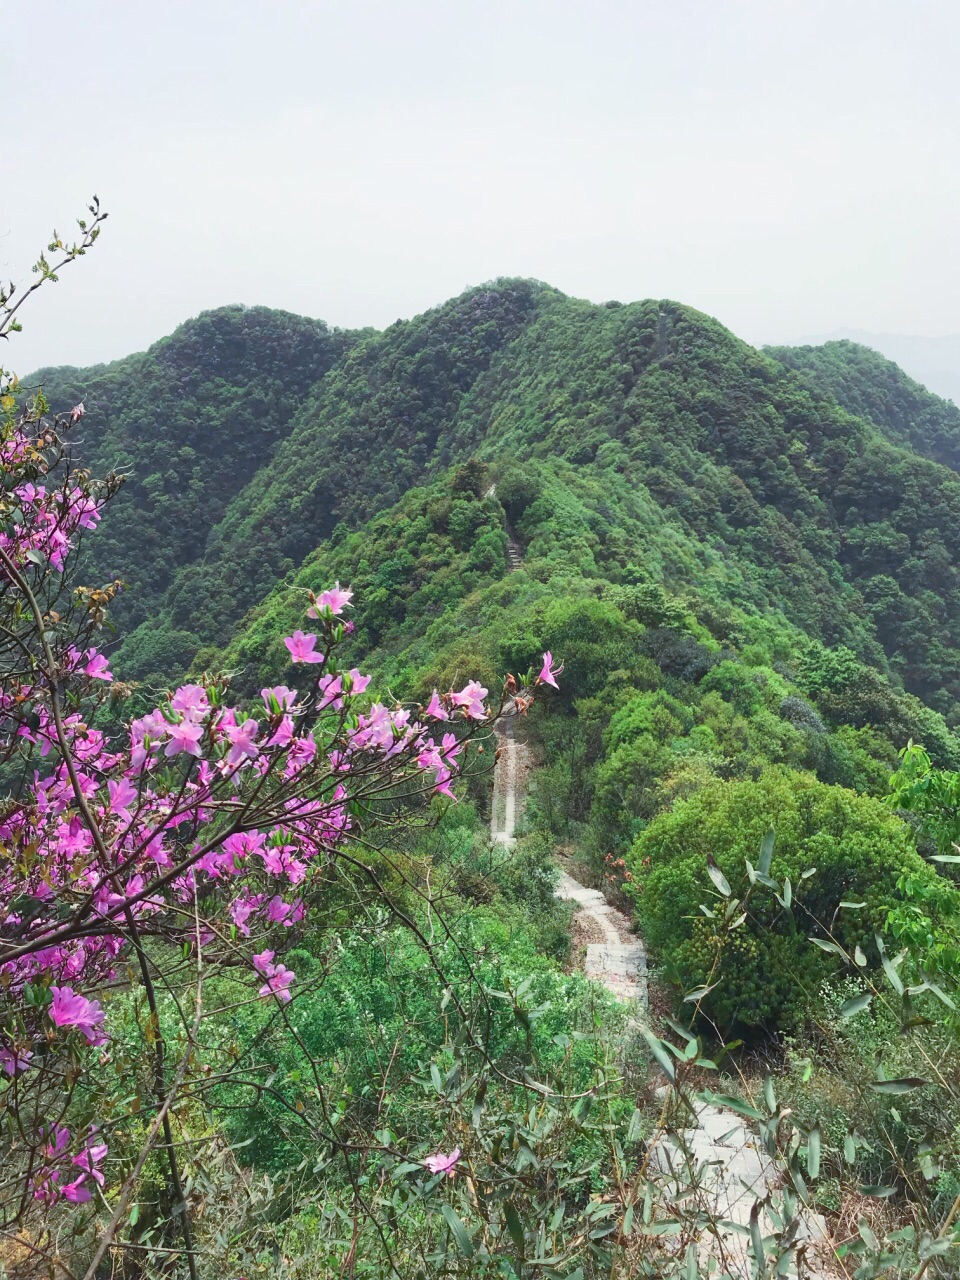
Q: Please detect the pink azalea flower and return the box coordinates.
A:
[310,582,353,616]
[434,767,457,800]
[107,777,137,813]
[259,963,295,1003]
[265,713,295,748]
[164,720,204,758]
[49,987,106,1044]
[265,895,298,925]
[261,684,298,712]
[230,895,262,936]
[224,718,260,766]
[84,650,113,681]
[425,689,448,720]
[316,673,344,710]
[284,630,324,664]
[0,1045,33,1076]
[424,1147,461,1176]
[450,680,488,720]
[44,1126,71,1158]
[61,1177,92,1203]
[170,684,210,717]
[344,667,370,694]
[252,948,296,1002]
[72,1143,108,1187]
[537,651,563,690]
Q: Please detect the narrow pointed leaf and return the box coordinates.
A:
[641,1029,676,1083]
[869,1078,929,1094]
[758,827,775,876]
[840,992,873,1019]
[706,858,731,897]
[807,1126,821,1179]
[440,1204,474,1257]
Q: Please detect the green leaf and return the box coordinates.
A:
[758,827,775,876]
[840,992,873,1019]
[858,1218,880,1250]
[749,1200,765,1270]
[807,1126,821,1179]
[844,1133,856,1164]
[706,858,731,897]
[642,1029,676,1083]
[573,1091,594,1123]
[663,1015,697,1045]
[881,956,904,996]
[861,1185,897,1198]
[810,937,846,956]
[440,1204,474,1257]
[700,1090,763,1121]
[626,1108,644,1143]
[922,977,956,1011]
[503,1200,525,1261]
[763,1075,776,1114]
[869,1078,929,1094]
[683,981,719,1003]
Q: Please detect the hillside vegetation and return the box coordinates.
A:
[36,283,960,719]
[23,282,960,1273]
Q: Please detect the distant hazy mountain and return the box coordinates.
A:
[796,329,960,404]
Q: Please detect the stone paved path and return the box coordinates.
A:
[490,715,521,845]
[551,876,833,1276]
[555,871,647,1005]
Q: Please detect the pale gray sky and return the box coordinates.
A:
[5,0,959,374]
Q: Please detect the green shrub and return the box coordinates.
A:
[627,767,941,1032]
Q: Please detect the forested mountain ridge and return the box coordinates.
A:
[29,305,356,647]
[767,337,960,472]
[31,281,960,720]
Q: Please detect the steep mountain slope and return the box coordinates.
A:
[767,338,960,472]
[156,279,547,648]
[32,305,355,651]
[33,282,960,721]
[204,289,960,712]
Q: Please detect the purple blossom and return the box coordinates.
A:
[49,987,107,1045]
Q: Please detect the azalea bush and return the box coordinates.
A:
[0,217,566,1276]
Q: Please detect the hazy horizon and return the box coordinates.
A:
[6,0,960,374]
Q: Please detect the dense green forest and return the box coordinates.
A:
[36,283,960,718]
[23,283,960,1276]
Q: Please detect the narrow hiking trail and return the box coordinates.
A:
[555,872,647,1004]
[488,721,833,1277]
[487,510,833,1275]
